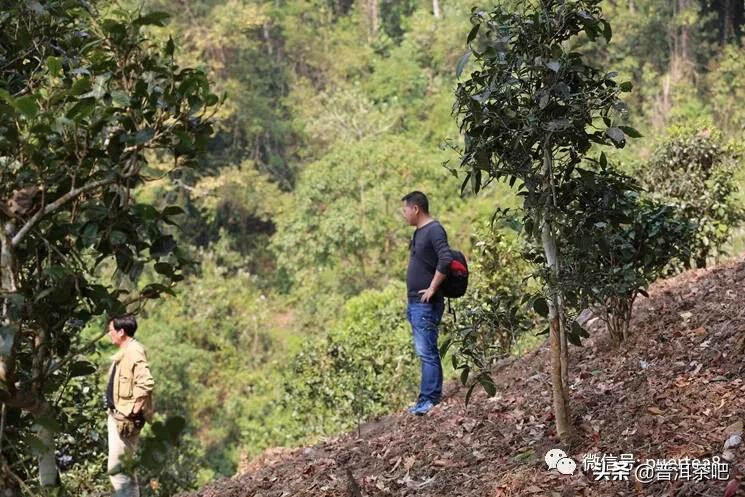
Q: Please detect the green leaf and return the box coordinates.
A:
[205,93,219,106]
[165,37,175,57]
[154,262,174,277]
[620,81,633,92]
[69,360,97,377]
[533,297,549,317]
[539,92,549,109]
[150,235,176,258]
[133,204,159,220]
[606,127,625,145]
[465,382,478,406]
[467,23,480,44]
[101,19,126,37]
[460,172,471,196]
[162,206,185,217]
[478,374,497,396]
[81,223,99,245]
[14,95,38,118]
[438,337,453,357]
[71,77,91,96]
[572,320,589,339]
[134,11,170,26]
[27,435,50,454]
[618,125,642,138]
[34,414,62,433]
[602,20,612,43]
[110,230,128,245]
[133,127,155,144]
[460,366,470,386]
[456,50,471,79]
[47,56,62,77]
[470,168,481,194]
[567,331,583,347]
[66,98,95,120]
[111,90,130,107]
[140,283,175,299]
[546,60,561,72]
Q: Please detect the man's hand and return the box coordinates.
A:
[418,287,435,303]
[419,271,446,302]
[132,397,145,415]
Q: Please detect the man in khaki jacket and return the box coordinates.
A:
[105,314,155,497]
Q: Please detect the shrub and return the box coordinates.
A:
[281,282,417,436]
[441,221,537,404]
[558,166,695,344]
[636,125,743,268]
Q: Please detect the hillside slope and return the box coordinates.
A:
[185,257,745,497]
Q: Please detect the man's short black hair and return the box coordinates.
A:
[109,314,137,337]
[401,191,429,213]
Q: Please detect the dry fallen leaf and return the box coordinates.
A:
[725,420,743,436]
[723,478,740,497]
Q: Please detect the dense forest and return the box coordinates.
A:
[2,0,745,495]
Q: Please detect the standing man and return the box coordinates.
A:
[105,314,155,497]
[401,191,452,415]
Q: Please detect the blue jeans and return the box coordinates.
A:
[406,299,445,404]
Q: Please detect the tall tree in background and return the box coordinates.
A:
[0,1,215,492]
[455,0,635,443]
[369,0,379,37]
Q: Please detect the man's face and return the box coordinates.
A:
[401,201,418,226]
[107,321,125,346]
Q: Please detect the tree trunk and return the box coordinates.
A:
[1,222,60,489]
[366,0,378,39]
[559,295,569,405]
[542,223,571,444]
[433,0,441,19]
[32,401,59,487]
[695,253,707,269]
[0,226,22,495]
[723,0,734,42]
[262,23,273,56]
[0,221,18,392]
[541,144,571,444]
[1,402,22,497]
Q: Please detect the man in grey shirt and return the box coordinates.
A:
[401,191,452,415]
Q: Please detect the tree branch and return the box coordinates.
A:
[11,176,117,247]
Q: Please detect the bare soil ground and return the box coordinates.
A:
[184,257,745,497]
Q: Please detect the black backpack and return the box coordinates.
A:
[441,250,469,298]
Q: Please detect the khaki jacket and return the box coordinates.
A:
[109,338,155,421]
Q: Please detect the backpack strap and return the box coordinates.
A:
[447,298,457,323]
